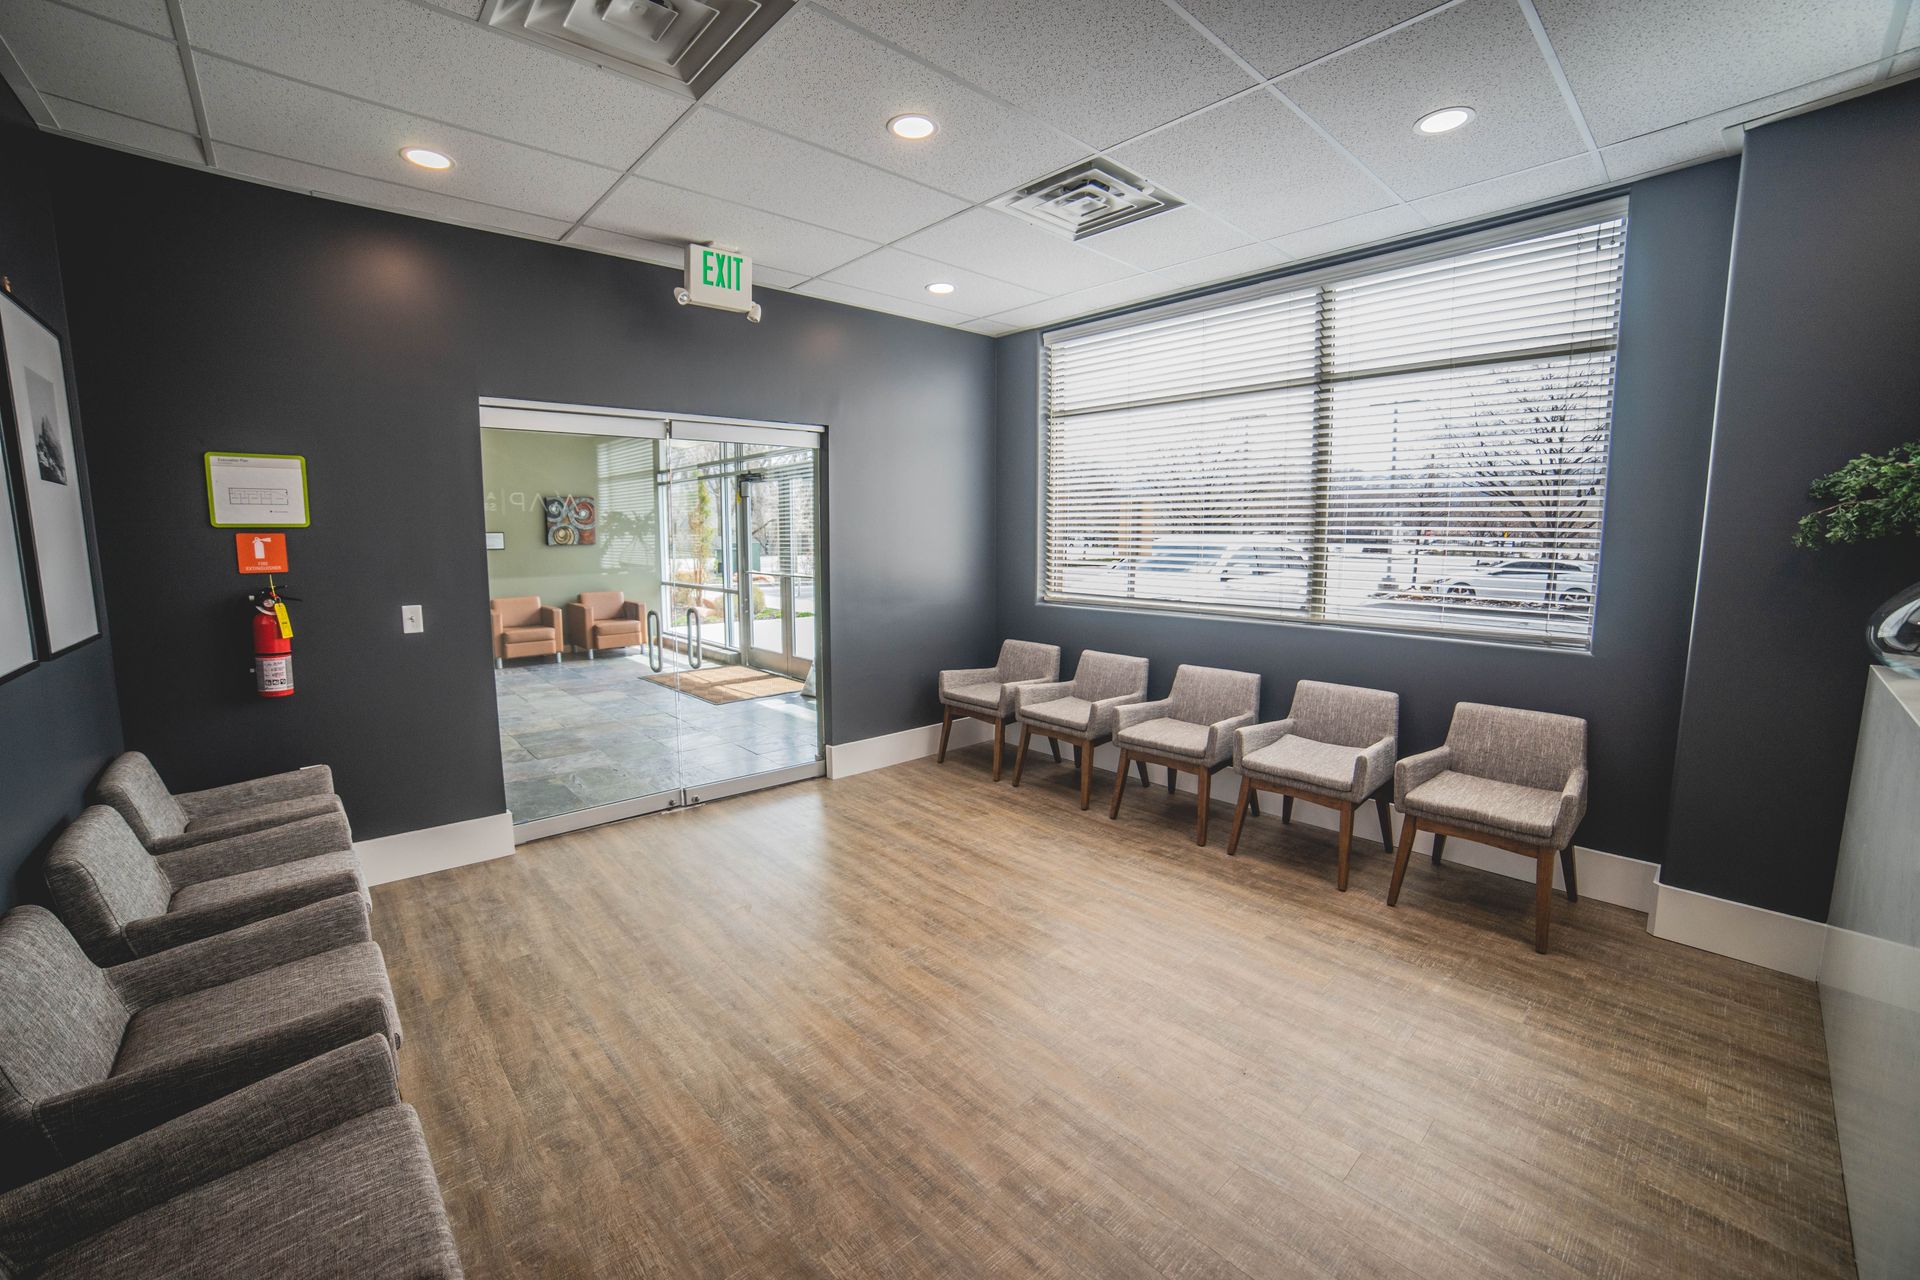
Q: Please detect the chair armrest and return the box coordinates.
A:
[175,765,334,818]
[1205,712,1259,760]
[156,812,354,886]
[1113,698,1173,732]
[127,866,363,956]
[619,601,643,621]
[31,1000,396,1167]
[1085,691,1144,738]
[108,894,372,1008]
[0,1036,398,1266]
[1355,735,1398,797]
[1013,680,1073,709]
[538,605,563,632]
[1552,765,1589,847]
[1394,745,1454,807]
[564,601,591,646]
[938,666,999,697]
[1233,719,1296,768]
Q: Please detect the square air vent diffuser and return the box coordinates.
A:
[480,0,793,99]
[992,160,1183,241]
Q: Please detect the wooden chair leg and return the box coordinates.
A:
[1372,794,1394,849]
[1535,849,1554,954]
[1078,743,1093,810]
[1011,725,1031,787]
[1227,777,1252,855]
[991,719,1006,781]
[1335,802,1355,893]
[1166,765,1176,795]
[1248,791,1260,817]
[1109,750,1131,819]
[1136,758,1150,785]
[1048,737,1062,764]
[1560,844,1578,903]
[937,708,953,764]
[1431,833,1447,866]
[1194,769,1211,846]
[1387,816,1419,906]
[1280,795,1293,825]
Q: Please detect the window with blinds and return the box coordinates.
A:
[1041,206,1626,649]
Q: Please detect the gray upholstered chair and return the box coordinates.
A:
[92,752,343,854]
[1387,702,1589,953]
[45,806,364,965]
[1108,665,1261,845]
[1010,651,1150,809]
[936,639,1062,781]
[0,1037,463,1278]
[0,898,399,1187]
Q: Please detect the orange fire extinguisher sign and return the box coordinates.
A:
[235,532,288,574]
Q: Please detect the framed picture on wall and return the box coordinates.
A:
[0,291,100,655]
[0,413,34,682]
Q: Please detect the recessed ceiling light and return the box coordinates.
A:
[1415,106,1475,136]
[925,282,956,295]
[400,146,454,170]
[888,113,937,141]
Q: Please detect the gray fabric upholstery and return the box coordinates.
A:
[155,812,356,885]
[1114,665,1260,766]
[177,793,346,850]
[174,765,335,819]
[1015,650,1149,738]
[43,811,172,966]
[91,753,345,854]
[0,1038,462,1280]
[1395,704,1589,849]
[938,639,1061,718]
[1234,681,1398,802]
[168,851,362,916]
[89,754,186,847]
[0,911,128,1154]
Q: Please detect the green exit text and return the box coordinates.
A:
[702,249,744,291]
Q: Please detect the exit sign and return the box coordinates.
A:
[679,243,761,321]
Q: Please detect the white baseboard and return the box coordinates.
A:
[356,812,516,887]
[825,716,994,779]
[1648,881,1828,980]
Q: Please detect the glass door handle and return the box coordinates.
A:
[686,608,703,668]
[645,609,663,672]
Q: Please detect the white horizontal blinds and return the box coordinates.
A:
[1042,210,1627,648]
[743,450,816,576]
[1044,289,1320,612]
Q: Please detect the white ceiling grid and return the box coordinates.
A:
[0,0,1912,335]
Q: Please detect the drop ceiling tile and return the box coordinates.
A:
[637,109,964,244]
[1281,0,1586,200]
[1533,0,1889,146]
[589,175,878,278]
[892,207,1137,293]
[46,96,203,164]
[1153,241,1290,291]
[1268,204,1424,263]
[959,318,1019,337]
[0,2,195,131]
[1896,49,1920,76]
[1178,0,1447,78]
[705,6,1085,202]
[1597,62,1881,181]
[63,0,173,38]
[986,273,1179,330]
[219,144,574,238]
[792,278,975,327]
[196,58,617,222]
[1111,90,1390,240]
[819,247,1047,315]
[178,0,688,169]
[811,0,1250,149]
[1412,152,1604,226]
[1071,204,1250,272]
[421,0,484,17]
[563,227,684,266]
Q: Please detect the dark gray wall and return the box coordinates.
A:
[1662,80,1920,920]
[47,141,996,841]
[994,159,1741,865]
[0,88,123,909]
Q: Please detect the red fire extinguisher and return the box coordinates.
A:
[251,579,295,698]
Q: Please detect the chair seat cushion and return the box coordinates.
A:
[38,1107,461,1279]
[1116,717,1210,760]
[592,620,642,637]
[500,625,556,644]
[115,944,398,1073]
[1404,771,1561,841]
[944,682,1007,713]
[1243,736,1362,796]
[182,794,344,841]
[1020,696,1092,733]
[169,852,364,916]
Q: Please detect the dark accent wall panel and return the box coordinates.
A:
[1662,80,1920,920]
[994,159,1740,865]
[0,87,123,909]
[48,141,995,841]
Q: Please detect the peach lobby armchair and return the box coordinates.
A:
[566,591,645,659]
[490,596,563,667]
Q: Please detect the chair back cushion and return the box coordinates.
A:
[1070,651,1149,703]
[1447,702,1587,791]
[491,596,544,628]
[92,752,187,844]
[578,590,625,622]
[994,639,1060,684]
[1167,665,1261,725]
[0,908,125,1113]
[1289,680,1398,749]
[45,808,173,965]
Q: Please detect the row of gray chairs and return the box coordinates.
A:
[0,753,462,1278]
[938,640,1589,954]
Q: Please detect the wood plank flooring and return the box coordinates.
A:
[372,745,1854,1279]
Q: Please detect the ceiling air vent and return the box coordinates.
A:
[479,0,793,99]
[992,160,1183,241]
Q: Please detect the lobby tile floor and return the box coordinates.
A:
[496,651,820,823]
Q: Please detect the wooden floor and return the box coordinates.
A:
[372,745,1855,1280]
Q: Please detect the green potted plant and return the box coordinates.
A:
[1795,442,1920,674]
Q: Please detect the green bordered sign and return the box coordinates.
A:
[205,452,310,528]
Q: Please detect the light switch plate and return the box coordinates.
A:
[401,604,424,634]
